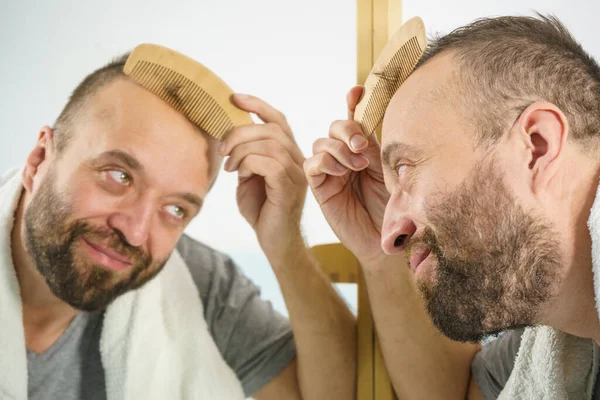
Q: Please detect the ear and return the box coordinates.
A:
[514,102,569,195]
[22,126,56,193]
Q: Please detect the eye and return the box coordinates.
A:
[107,170,132,186]
[165,205,186,220]
[396,164,407,176]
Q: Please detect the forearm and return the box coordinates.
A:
[362,255,478,400]
[268,238,356,400]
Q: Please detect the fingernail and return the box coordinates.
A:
[350,134,367,151]
[350,154,368,168]
[336,162,346,172]
[235,93,249,100]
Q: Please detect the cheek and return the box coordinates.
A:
[409,171,442,222]
[63,173,124,220]
[416,163,471,213]
[422,164,460,193]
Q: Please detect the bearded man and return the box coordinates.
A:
[306,14,600,400]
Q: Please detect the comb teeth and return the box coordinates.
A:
[359,36,423,136]
[129,61,234,141]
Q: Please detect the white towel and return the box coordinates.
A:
[0,168,245,400]
[0,169,29,400]
[498,183,600,400]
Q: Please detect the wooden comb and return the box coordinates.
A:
[354,17,427,137]
[123,44,252,141]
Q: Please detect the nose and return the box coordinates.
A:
[381,199,417,254]
[107,199,154,248]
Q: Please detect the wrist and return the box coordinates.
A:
[263,230,309,270]
[358,253,407,274]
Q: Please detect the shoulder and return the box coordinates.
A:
[471,329,524,399]
[174,233,257,315]
[175,233,241,302]
[176,233,232,272]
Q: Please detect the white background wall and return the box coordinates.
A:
[2,0,599,317]
[405,0,600,58]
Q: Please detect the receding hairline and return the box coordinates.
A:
[383,50,468,137]
[54,54,224,182]
[403,14,600,152]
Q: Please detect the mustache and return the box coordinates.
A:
[405,227,439,258]
[67,221,152,266]
[407,226,470,263]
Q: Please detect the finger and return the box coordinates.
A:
[232,94,293,138]
[329,120,371,154]
[225,139,305,184]
[237,154,298,192]
[312,137,369,172]
[347,86,364,120]
[304,153,348,188]
[220,123,305,166]
[303,154,328,189]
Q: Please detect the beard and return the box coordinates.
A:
[23,168,168,311]
[408,157,562,343]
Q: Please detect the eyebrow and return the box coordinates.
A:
[177,192,203,209]
[100,149,145,172]
[92,150,204,209]
[381,142,423,168]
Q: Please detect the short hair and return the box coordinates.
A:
[415,14,600,150]
[53,53,129,154]
[52,52,221,179]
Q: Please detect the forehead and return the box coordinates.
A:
[67,78,217,191]
[381,52,472,152]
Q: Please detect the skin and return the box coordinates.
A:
[306,51,600,399]
[12,77,356,400]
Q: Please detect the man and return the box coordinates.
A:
[306,14,600,399]
[0,52,356,400]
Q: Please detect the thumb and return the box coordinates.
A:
[347,86,364,120]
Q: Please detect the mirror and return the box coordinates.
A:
[0,0,358,317]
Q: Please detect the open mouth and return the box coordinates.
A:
[81,238,132,272]
[409,247,432,273]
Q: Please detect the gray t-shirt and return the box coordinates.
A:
[472,328,600,399]
[26,234,296,399]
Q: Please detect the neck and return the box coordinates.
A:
[541,159,600,345]
[11,191,78,351]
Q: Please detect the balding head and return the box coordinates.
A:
[392,14,600,151]
[52,53,222,181]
